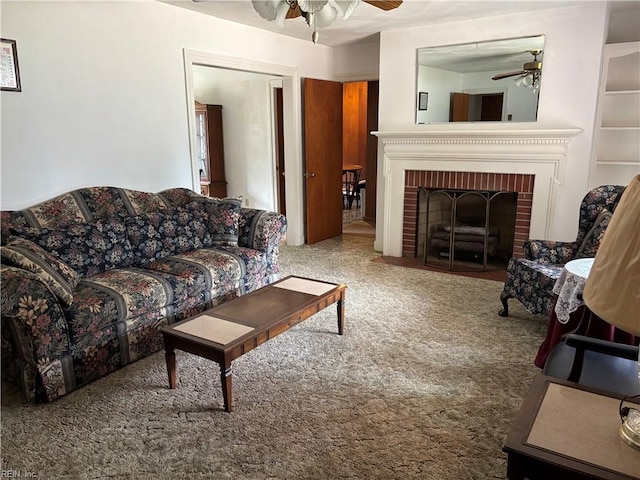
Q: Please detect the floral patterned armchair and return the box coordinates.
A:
[498,184,626,317]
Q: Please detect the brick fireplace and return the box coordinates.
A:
[372,127,581,257]
[403,171,534,258]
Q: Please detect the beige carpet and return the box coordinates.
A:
[372,256,508,283]
[342,219,376,237]
[1,235,546,479]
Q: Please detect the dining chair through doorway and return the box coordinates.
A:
[342,164,362,210]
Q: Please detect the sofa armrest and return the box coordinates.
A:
[524,239,578,264]
[238,209,287,279]
[1,265,72,401]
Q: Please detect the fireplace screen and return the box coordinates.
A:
[420,188,517,271]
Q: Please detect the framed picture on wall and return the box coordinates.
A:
[418,92,428,110]
[1,39,21,92]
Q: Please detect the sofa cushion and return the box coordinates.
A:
[194,197,242,246]
[17,219,134,278]
[576,210,612,259]
[1,237,80,307]
[66,244,254,348]
[125,202,212,265]
[143,247,246,294]
[170,201,213,253]
[212,245,267,288]
[66,268,174,341]
[124,210,170,264]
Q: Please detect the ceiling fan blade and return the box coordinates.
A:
[285,4,302,19]
[492,70,525,81]
[362,0,403,11]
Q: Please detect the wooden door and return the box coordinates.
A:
[365,80,379,222]
[303,78,343,244]
[343,81,367,173]
[206,105,228,198]
[275,87,286,215]
[450,93,470,122]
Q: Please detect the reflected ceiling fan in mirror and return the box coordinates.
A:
[492,49,543,91]
[251,0,402,43]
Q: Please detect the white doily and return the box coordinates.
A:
[552,258,595,324]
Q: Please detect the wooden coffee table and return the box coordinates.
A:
[160,276,346,412]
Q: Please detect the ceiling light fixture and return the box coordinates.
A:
[251,0,360,44]
[514,70,541,92]
[492,49,543,93]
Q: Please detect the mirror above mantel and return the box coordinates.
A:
[415,35,546,124]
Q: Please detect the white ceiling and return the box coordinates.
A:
[417,34,546,73]
[164,0,585,47]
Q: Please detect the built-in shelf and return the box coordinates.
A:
[604,90,640,96]
[596,160,640,165]
[592,42,640,174]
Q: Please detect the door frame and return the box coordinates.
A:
[182,49,304,246]
[463,86,509,121]
[269,78,284,214]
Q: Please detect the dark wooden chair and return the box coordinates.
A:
[342,167,362,210]
[543,334,639,396]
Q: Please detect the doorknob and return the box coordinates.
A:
[304,172,316,178]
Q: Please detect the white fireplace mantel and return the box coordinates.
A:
[373,127,582,144]
[372,127,582,256]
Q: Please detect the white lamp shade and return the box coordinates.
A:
[251,0,291,26]
[583,174,640,336]
[331,0,360,19]
[305,6,338,28]
[298,0,329,13]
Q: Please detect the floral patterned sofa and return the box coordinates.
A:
[0,186,287,402]
[498,184,626,318]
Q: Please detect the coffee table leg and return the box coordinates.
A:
[165,345,176,389]
[220,363,233,412]
[337,290,345,335]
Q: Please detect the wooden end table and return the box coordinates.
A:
[503,374,640,480]
[160,276,346,412]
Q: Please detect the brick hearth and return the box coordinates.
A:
[402,171,534,258]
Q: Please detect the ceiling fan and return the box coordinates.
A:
[492,49,543,83]
[251,0,403,43]
[280,0,403,20]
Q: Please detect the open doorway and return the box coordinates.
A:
[191,66,281,210]
[342,80,378,237]
[183,51,378,247]
[470,93,503,121]
[270,80,286,216]
[183,50,305,246]
[450,87,508,122]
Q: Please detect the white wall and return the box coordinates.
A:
[377,3,609,247]
[0,0,334,249]
[193,66,278,210]
[415,65,461,124]
[416,66,538,124]
[462,71,538,122]
[333,37,380,81]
